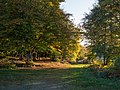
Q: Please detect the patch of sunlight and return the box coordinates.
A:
[103,65,112,69]
[61,75,79,79]
[103,65,109,68]
[70,64,91,68]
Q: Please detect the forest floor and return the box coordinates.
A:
[0,62,120,90]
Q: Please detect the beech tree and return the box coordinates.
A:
[0,0,81,62]
[83,0,120,65]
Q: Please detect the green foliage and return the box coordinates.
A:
[0,52,6,59]
[0,0,81,62]
[114,57,120,69]
[0,58,16,69]
[26,60,34,67]
[83,0,120,65]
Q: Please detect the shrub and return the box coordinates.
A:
[25,60,34,67]
[0,58,16,69]
[114,57,120,69]
[0,52,6,59]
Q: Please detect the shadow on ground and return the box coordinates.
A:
[0,64,120,90]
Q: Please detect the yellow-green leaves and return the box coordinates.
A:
[49,2,54,7]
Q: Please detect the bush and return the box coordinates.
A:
[0,52,6,59]
[0,58,16,69]
[26,60,34,67]
[114,57,120,69]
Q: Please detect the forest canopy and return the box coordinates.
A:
[82,0,120,65]
[0,0,81,62]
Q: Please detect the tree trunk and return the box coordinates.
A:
[32,52,36,61]
[26,51,31,61]
[18,53,23,60]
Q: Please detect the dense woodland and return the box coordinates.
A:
[0,0,120,69]
[82,0,120,68]
[0,1,120,89]
[0,0,82,64]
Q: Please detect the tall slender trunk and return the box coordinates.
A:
[26,51,31,61]
[32,52,36,61]
[18,52,23,60]
[62,48,66,61]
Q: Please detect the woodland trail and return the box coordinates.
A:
[0,64,120,90]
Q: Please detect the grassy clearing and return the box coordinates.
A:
[0,64,120,90]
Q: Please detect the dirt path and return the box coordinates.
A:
[0,64,88,90]
[0,64,120,90]
[0,68,75,90]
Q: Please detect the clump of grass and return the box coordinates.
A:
[0,58,16,69]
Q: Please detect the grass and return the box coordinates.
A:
[0,64,120,90]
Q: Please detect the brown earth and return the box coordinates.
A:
[16,61,71,70]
